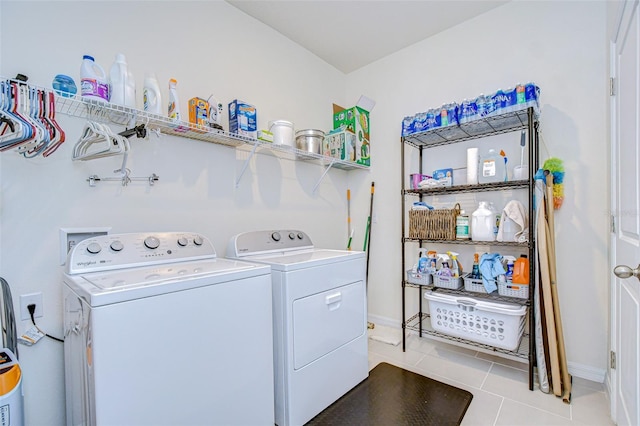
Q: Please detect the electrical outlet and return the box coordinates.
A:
[59,227,111,265]
[20,293,43,321]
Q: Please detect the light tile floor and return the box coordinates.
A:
[367,334,613,425]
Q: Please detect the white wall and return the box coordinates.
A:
[349,0,609,381]
[0,2,353,424]
[1,0,610,424]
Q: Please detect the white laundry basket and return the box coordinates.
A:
[424,291,526,350]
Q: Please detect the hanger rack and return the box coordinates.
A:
[81,123,159,187]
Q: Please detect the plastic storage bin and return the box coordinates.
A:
[462,274,491,294]
[406,270,432,286]
[433,274,463,290]
[424,291,526,350]
[497,282,529,299]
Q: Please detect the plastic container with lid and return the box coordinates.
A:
[269,120,294,146]
[80,55,109,102]
[471,201,496,241]
[143,73,162,114]
[478,148,507,183]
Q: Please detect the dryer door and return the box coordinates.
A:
[292,280,365,369]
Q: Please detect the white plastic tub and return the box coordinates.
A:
[424,291,526,350]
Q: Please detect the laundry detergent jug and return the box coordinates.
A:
[80,55,109,102]
[471,201,496,241]
[512,255,529,285]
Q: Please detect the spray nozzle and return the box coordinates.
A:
[503,255,517,264]
[447,251,459,259]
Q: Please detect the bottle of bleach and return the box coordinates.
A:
[109,53,136,108]
[80,55,109,102]
[143,73,162,114]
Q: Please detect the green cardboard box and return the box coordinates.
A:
[332,96,374,166]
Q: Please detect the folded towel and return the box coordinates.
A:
[479,253,505,293]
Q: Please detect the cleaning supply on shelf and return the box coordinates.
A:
[500,149,508,181]
[416,249,429,273]
[143,73,162,114]
[542,157,565,209]
[479,252,505,293]
[436,253,453,277]
[513,255,529,285]
[455,210,470,240]
[478,148,507,183]
[471,253,481,279]
[206,95,224,130]
[471,201,496,241]
[466,147,479,184]
[168,78,181,122]
[503,256,516,282]
[109,53,136,108]
[513,131,528,180]
[80,54,109,102]
[447,251,463,277]
[497,200,529,242]
[427,251,437,273]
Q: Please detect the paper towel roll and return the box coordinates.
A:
[467,147,479,185]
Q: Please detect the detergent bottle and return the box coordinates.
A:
[513,255,530,285]
[471,201,496,241]
[471,253,480,279]
[427,251,438,274]
[80,54,109,102]
[168,78,181,122]
[503,256,516,282]
[143,73,162,114]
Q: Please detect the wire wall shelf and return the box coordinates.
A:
[53,95,368,170]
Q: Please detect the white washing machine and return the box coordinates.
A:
[63,232,274,426]
[227,230,368,426]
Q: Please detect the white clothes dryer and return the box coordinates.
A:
[63,232,274,426]
[227,230,368,426]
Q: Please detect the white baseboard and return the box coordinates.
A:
[367,314,401,329]
[568,361,607,384]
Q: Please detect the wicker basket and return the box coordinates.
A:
[409,203,461,240]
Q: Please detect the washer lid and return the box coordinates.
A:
[238,249,365,271]
[64,258,270,306]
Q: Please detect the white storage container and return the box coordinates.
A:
[424,291,526,350]
[406,269,432,286]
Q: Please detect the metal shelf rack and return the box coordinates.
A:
[400,106,539,390]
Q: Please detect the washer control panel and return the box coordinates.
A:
[228,230,313,257]
[66,232,216,274]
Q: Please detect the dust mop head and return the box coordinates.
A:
[542,157,565,209]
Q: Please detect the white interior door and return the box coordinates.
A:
[611,1,640,424]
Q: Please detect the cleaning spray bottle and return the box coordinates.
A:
[416,249,429,273]
[503,256,516,282]
[427,251,438,274]
[447,251,463,278]
[471,253,481,279]
[436,253,453,277]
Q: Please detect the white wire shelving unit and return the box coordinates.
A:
[54,94,369,190]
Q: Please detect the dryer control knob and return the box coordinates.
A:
[86,242,102,254]
[271,232,281,242]
[144,236,160,249]
[297,232,304,240]
[177,237,188,247]
[288,232,295,240]
[110,241,124,252]
[193,236,203,246]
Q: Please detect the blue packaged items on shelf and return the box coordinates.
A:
[432,168,453,187]
[458,99,478,124]
[402,115,415,136]
[52,74,77,98]
[412,111,428,133]
[438,103,459,127]
[491,88,518,114]
[228,99,257,138]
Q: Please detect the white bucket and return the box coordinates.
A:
[269,120,294,146]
